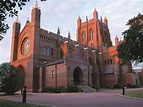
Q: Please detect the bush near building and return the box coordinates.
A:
[42,84,83,93]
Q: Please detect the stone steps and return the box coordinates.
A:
[80,85,97,93]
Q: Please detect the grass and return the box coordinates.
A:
[125,90,143,98]
[0,99,51,107]
[100,88,121,91]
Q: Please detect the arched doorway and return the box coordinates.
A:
[17,65,25,88]
[73,67,83,85]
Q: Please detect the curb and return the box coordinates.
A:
[118,93,143,100]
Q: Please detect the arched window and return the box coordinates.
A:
[105,60,107,64]
[47,46,51,56]
[107,59,109,64]
[18,65,24,75]
[90,30,94,40]
[110,59,112,64]
[91,43,94,47]
[51,48,53,56]
[44,47,47,55]
[60,50,64,59]
[52,70,54,78]
[82,32,86,42]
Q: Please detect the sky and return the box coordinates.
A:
[0,0,143,64]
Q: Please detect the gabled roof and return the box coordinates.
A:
[38,59,64,67]
[65,52,88,65]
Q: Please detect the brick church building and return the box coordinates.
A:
[10,3,140,92]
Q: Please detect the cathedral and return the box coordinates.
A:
[10,3,140,92]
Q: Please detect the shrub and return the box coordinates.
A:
[43,84,83,93]
[67,84,83,92]
[113,84,122,89]
[55,86,67,93]
[127,84,140,88]
[42,87,55,93]
[0,62,24,95]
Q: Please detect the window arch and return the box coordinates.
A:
[82,32,86,42]
[47,46,51,56]
[60,50,64,59]
[91,43,94,47]
[110,59,112,64]
[107,59,109,64]
[18,65,24,75]
[105,60,107,64]
[90,30,94,40]
[51,48,53,56]
[44,47,47,55]
[52,70,54,78]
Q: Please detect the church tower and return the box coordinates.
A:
[31,0,41,27]
[10,17,21,62]
[76,9,112,51]
[10,1,41,92]
[29,0,41,92]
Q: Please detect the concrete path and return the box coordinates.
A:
[0,88,143,107]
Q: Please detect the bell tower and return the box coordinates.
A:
[31,0,41,27]
[10,17,21,62]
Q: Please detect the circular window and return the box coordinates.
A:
[21,37,30,55]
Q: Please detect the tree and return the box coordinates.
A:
[0,62,24,95]
[0,0,46,41]
[117,13,143,65]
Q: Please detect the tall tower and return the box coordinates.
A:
[30,1,41,92]
[10,17,21,62]
[10,1,41,92]
[76,16,81,42]
[76,9,112,51]
[115,35,119,46]
[31,0,41,27]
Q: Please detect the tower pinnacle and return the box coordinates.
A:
[68,31,70,39]
[57,27,60,35]
[36,0,38,8]
[15,16,19,22]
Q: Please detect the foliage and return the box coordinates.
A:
[42,87,55,93]
[0,0,46,40]
[67,84,83,92]
[55,86,67,93]
[0,62,24,95]
[42,84,83,93]
[126,84,140,88]
[117,13,143,64]
[113,84,122,89]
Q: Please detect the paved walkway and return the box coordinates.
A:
[0,88,143,107]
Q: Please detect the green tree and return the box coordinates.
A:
[117,13,143,65]
[0,0,46,41]
[0,62,24,95]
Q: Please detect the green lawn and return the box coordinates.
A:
[0,99,51,107]
[126,90,143,98]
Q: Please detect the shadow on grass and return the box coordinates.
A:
[0,99,51,107]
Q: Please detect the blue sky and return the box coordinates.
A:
[0,0,143,64]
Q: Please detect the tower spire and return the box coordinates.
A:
[15,16,18,22]
[57,27,60,35]
[115,35,119,46]
[68,31,70,39]
[36,0,38,8]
